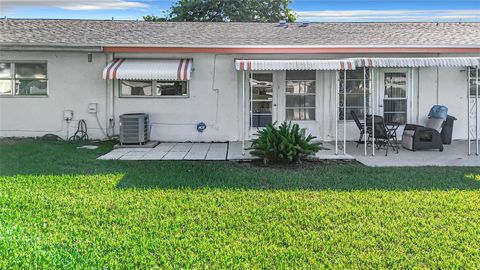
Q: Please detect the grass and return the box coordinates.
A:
[1,139,480,269]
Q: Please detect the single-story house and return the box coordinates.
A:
[1,19,479,155]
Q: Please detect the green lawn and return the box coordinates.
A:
[1,139,480,269]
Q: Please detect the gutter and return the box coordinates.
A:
[102,46,480,54]
[1,42,479,53]
[0,45,103,52]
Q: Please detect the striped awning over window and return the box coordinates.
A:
[103,59,192,80]
[355,57,480,68]
[235,59,356,71]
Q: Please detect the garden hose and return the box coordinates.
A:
[68,120,89,141]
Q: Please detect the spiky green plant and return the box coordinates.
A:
[249,122,322,164]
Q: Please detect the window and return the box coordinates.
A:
[383,72,407,124]
[470,67,479,97]
[0,63,12,95]
[339,69,370,120]
[157,81,188,96]
[250,73,273,127]
[121,81,153,96]
[120,80,188,97]
[286,70,316,120]
[0,62,48,96]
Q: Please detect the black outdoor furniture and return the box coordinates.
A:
[440,115,457,144]
[401,117,445,152]
[366,115,399,156]
[351,110,366,147]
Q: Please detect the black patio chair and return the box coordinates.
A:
[367,115,399,156]
[351,110,366,147]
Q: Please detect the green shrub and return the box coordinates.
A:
[249,122,322,164]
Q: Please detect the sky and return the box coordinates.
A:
[0,0,479,22]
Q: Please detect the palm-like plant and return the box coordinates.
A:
[249,122,322,165]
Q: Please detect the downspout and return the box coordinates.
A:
[105,52,115,137]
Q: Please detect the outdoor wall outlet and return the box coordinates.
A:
[88,103,97,113]
[63,110,73,121]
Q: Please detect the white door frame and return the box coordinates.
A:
[245,71,278,138]
[376,68,413,124]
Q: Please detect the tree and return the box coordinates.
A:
[142,15,169,21]
[143,0,295,22]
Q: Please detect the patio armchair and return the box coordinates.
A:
[366,115,399,156]
[350,110,368,147]
[401,118,444,152]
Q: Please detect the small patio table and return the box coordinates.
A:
[385,122,402,151]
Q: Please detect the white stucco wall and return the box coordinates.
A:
[0,51,108,140]
[0,50,477,142]
[111,53,239,142]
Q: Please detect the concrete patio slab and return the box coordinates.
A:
[154,143,177,152]
[163,151,188,160]
[184,143,210,160]
[97,140,477,166]
[227,141,255,160]
[206,143,228,160]
[113,141,159,149]
[171,143,193,152]
[313,142,355,160]
[347,140,480,167]
[141,151,168,160]
[120,155,146,160]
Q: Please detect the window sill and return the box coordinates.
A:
[118,96,189,99]
[0,95,49,98]
[286,120,317,122]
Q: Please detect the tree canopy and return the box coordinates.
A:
[143,0,295,22]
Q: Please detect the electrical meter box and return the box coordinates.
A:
[88,103,97,113]
[63,110,73,121]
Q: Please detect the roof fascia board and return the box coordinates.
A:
[0,45,103,52]
[103,47,480,54]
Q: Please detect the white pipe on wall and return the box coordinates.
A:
[468,67,471,155]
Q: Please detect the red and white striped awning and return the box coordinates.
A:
[355,57,480,68]
[235,59,355,71]
[103,59,192,80]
